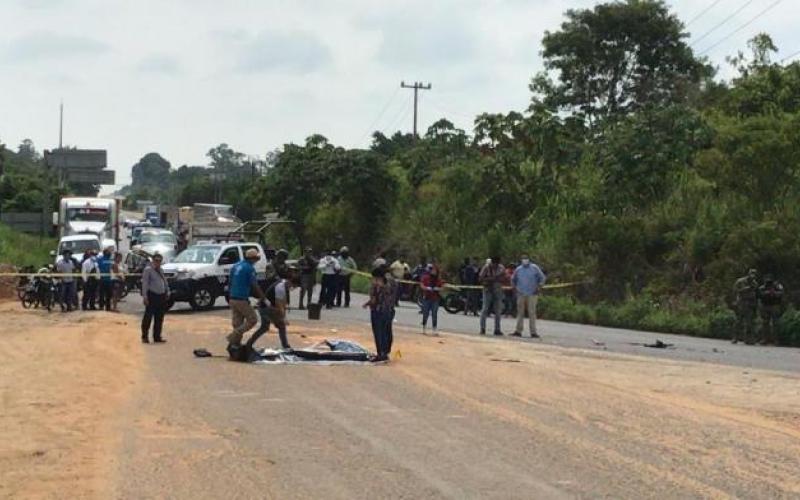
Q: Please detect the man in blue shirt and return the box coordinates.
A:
[511,254,546,338]
[96,248,114,311]
[226,248,266,348]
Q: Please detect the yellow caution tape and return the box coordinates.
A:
[347,268,588,291]
[0,272,140,278]
[2,269,589,289]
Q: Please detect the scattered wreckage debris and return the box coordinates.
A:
[192,348,218,358]
[194,339,379,365]
[628,340,675,349]
[591,338,607,348]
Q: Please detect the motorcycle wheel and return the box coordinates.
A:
[21,293,35,309]
[443,293,464,314]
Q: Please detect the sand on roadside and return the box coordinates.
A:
[0,302,143,499]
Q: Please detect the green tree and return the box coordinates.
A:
[723,35,800,116]
[531,0,710,125]
[207,143,245,175]
[17,138,40,162]
[131,152,171,190]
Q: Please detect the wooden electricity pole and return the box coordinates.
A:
[400,81,431,138]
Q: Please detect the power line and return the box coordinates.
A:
[686,0,727,27]
[691,0,756,47]
[425,96,475,126]
[781,48,800,63]
[698,0,784,56]
[380,100,413,137]
[358,86,401,145]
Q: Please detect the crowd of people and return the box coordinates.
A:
[296,246,358,310]
[36,240,553,363]
[51,247,127,313]
[218,246,551,362]
[25,238,797,364]
[45,242,795,358]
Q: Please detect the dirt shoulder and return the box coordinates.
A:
[3,301,800,498]
[0,303,143,499]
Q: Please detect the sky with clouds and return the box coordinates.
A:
[1,0,797,190]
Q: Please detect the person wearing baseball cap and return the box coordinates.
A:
[336,245,357,308]
[226,248,266,349]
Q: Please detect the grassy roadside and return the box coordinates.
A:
[0,223,57,268]
[538,294,800,348]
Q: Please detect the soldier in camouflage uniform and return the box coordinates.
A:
[732,269,759,344]
[757,275,785,345]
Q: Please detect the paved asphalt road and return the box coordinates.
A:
[111,290,800,499]
[116,219,799,374]
[101,224,800,498]
[143,291,800,374]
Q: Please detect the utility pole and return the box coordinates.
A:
[401,81,431,138]
[59,101,64,149]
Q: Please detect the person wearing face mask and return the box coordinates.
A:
[336,246,357,308]
[511,254,546,338]
[317,250,341,309]
[420,263,444,335]
[96,247,114,311]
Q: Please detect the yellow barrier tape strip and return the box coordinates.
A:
[0,273,140,278]
[346,269,588,291]
[2,270,589,290]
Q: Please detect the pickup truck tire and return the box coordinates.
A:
[189,282,216,311]
[164,298,175,311]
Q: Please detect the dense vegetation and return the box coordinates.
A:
[4,0,800,341]
[0,140,62,213]
[0,223,57,268]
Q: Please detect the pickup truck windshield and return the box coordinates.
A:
[140,233,177,244]
[172,245,220,264]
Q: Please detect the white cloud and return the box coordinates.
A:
[236,31,332,74]
[3,31,108,62]
[137,54,181,75]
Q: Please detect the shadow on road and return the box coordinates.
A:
[166,305,229,315]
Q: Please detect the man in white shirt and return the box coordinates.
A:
[336,246,357,308]
[389,256,410,305]
[317,251,341,309]
[81,250,99,310]
[56,250,78,312]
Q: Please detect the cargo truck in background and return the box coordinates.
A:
[179,203,242,244]
[53,197,121,252]
[144,204,160,226]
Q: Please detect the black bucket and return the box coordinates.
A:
[307,303,322,320]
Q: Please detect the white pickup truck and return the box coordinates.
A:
[52,234,102,264]
[160,242,268,311]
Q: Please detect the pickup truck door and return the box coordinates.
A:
[217,246,242,290]
[240,244,265,278]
